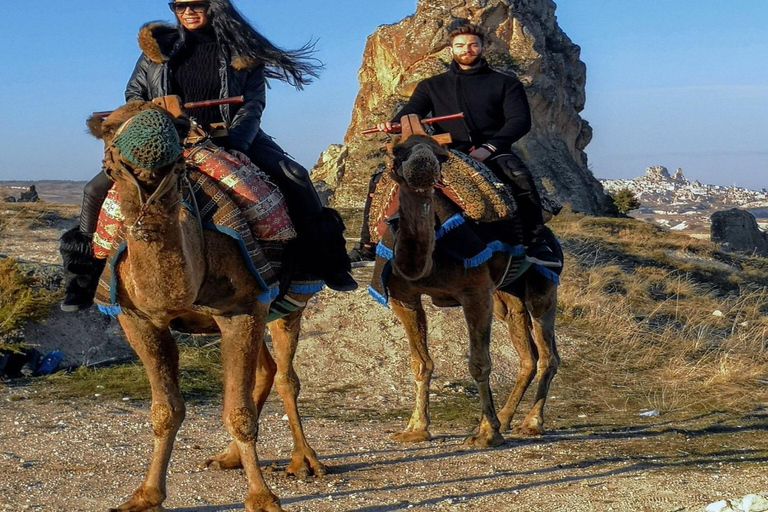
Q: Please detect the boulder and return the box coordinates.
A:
[711,208,768,256]
[313,0,615,215]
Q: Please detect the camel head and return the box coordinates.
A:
[87,101,190,188]
[86,101,192,240]
[390,135,450,281]
[392,135,450,192]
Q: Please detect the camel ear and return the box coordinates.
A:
[86,115,105,139]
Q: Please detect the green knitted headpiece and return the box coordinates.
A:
[113,109,182,170]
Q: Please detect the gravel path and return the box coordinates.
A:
[1,390,766,512]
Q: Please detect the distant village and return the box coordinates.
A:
[601,166,768,234]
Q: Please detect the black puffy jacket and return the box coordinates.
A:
[125,22,268,152]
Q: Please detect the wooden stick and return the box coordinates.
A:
[92,96,245,118]
[361,112,465,135]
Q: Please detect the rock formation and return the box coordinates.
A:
[710,208,768,256]
[312,0,614,216]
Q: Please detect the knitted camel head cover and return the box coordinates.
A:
[113,109,183,170]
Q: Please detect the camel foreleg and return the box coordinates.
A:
[201,344,275,471]
[461,291,504,448]
[390,297,433,443]
[110,313,185,512]
[216,312,284,512]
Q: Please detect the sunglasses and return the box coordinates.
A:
[168,2,209,14]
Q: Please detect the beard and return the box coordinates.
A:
[453,53,482,67]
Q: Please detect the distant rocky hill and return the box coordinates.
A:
[601,167,768,235]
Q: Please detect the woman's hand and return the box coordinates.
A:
[469,147,491,162]
[229,149,252,166]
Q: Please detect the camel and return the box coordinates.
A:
[382,129,560,448]
[87,100,323,512]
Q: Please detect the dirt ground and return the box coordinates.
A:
[1,389,767,512]
[1,206,767,512]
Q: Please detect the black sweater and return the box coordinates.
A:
[393,59,531,155]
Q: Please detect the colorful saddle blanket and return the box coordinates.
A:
[367,190,562,307]
[369,149,517,243]
[93,142,323,315]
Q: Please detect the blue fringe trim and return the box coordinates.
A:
[376,243,394,261]
[289,282,325,294]
[256,284,280,304]
[97,304,122,317]
[462,241,526,269]
[463,247,494,268]
[435,213,465,240]
[367,285,390,307]
[532,264,561,285]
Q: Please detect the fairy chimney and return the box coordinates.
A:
[313,0,614,215]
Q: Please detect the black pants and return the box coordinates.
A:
[485,153,546,242]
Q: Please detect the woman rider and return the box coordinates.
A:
[60,0,357,311]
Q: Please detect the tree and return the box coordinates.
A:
[610,188,641,214]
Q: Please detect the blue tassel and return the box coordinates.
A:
[97,304,122,317]
[367,285,390,307]
[289,282,324,294]
[464,247,494,268]
[376,243,394,260]
[532,264,561,285]
[435,213,465,239]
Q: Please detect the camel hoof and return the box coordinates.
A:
[464,430,505,448]
[513,424,545,436]
[245,493,284,512]
[390,430,432,443]
[200,442,242,470]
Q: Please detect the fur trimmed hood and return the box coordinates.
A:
[137,22,256,71]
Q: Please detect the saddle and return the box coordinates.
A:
[93,141,323,314]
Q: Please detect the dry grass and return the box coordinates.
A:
[0,258,57,352]
[551,210,768,415]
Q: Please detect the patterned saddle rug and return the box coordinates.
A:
[366,152,562,307]
[93,142,323,316]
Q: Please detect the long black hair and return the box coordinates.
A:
[206,0,322,89]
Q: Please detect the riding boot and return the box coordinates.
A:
[246,138,357,291]
[59,227,107,312]
[295,208,358,291]
[347,171,382,264]
[489,154,561,268]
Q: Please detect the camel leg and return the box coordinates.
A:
[390,297,433,443]
[202,344,275,470]
[266,309,327,477]
[110,313,185,512]
[215,312,283,512]
[516,282,559,436]
[461,290,505,448]
[493,291,537,432]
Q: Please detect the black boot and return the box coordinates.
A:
[301,208,358,292]
[348,241,377,265]
[489,154,561,268]
[59,227,106,312]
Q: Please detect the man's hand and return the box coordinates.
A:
[469,146,492,162]
[376,122,397,133]
[229,149,252,166]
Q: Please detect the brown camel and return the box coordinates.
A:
[87,100,323,512]
[383,132,560,448]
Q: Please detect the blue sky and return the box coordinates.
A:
[1,1,766,190]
